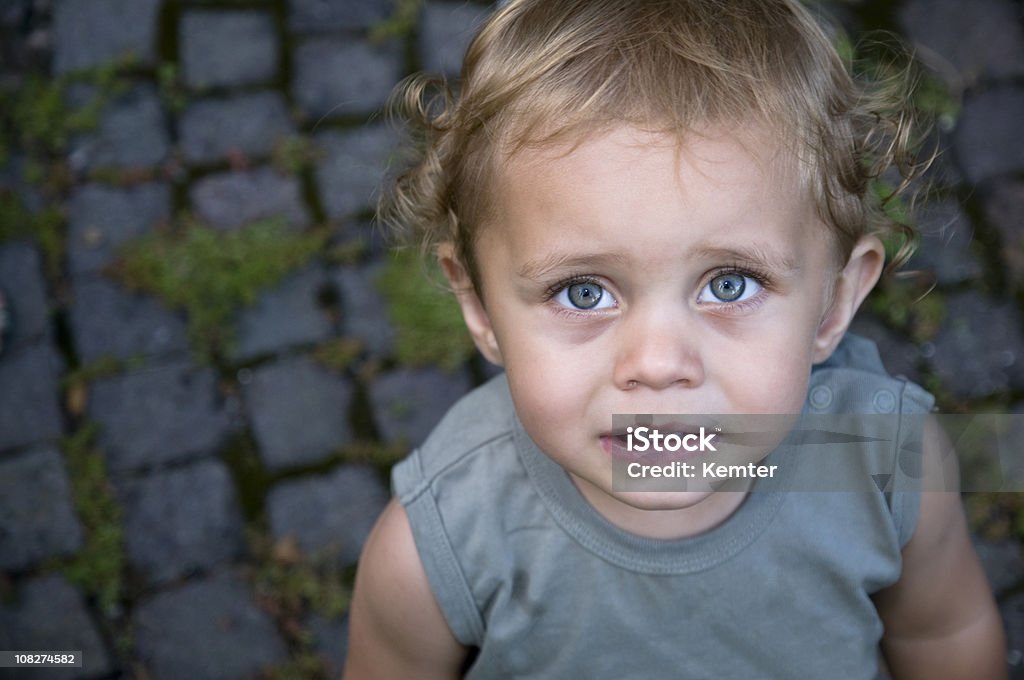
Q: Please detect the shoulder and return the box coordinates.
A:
[392,372,517,499]
[808,333,933,415]
[345,499,467,679]
[873,421,1007,678]
[387,372,524,646]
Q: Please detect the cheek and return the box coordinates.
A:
[715,320,817,413]
[502,342,600,449]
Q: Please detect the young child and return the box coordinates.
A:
[345,0,1007,677]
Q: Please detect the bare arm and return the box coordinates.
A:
[343,499,468,680]
[874,419,1007,680]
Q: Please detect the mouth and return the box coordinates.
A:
[600,420,719,463]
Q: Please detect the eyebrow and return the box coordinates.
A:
[517,252,631,280]
[689,243,801,273]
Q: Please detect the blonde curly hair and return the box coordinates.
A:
[379,0,931,292]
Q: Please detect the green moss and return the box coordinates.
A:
[867,278,945,342]
[271,135,321,176]
[264,653,332,680]
[871,178,911,229]
[156,62,187,114]
[337,440,407,474]
[0,192,66,279]
[369,0,422,42]
[964,492,1024,542]
[325,237,369,265]
[913,71,960,130]
[0,56,131,163]
[61,356,138,390]
[312,337,364,372]
[60,424,125,617]
[5,75,91,156]
[375,248,474,371]
[833,31,856,66]
[112,219,328,359]
[250,532,353,628]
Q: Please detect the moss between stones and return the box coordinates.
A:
[249,532,354,680]
[965,492,1024,543]
[368,0,423,43]
[867,277,946,343]
[0,192,65,279]
[337,440,408,476]
[375,248,474,371]
[111,219,328,361]
[0,57,137,282]
[312,337,363,373]
[60,424,126,618]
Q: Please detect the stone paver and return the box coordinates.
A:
[419,1,490,75]
[180,11,279,89]
[0,241,50,352]
[179,91,296,165]
[70,276,190,363]
[972,536,1024,595]
[954,87,1024,184]
[267,465,387,566]
[89,361,234,474]
[292,37,403,119]
[232,264,335,362]
[333,263,395,356]
[53,0,162,74]
[117,459,245,585]
[67,83,170,173]
[3,0,1024,675]
[984,178,1024,285]
[287,0,394,32]
[0,575,113,679]
[0,447,82,571]
[66,182,172,277]
[368,366,472,447]
[308,613,349,677]
[930,292,1024,400]
[243,356,353,470]
[1003,592,1024,679]
[899,0,1024,84]
[0,344,64,453]
[314,125,400,219]
[848,314,924,383]
[907,199,981,285]
[134,571,289,680]
[190,166,311,231]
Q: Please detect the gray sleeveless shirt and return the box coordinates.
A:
[392,335,934,679]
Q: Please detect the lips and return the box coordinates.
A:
[600,425,714,464]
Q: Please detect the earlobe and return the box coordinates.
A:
[436,244,504,366]
[812,236,886,363]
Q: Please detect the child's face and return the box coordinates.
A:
[446,125,882,524]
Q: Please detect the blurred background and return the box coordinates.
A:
[0,0,1021,677]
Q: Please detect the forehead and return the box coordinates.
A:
[469,123,840,290]
[492,124,813,232]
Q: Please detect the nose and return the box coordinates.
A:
[612,305,705,391]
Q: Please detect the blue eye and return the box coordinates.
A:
[699,273,762,304]
[555,281,616,310]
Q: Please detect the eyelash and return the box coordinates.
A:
[699,266,772,313]
[544,266,770,303]
[542,273,604,302]
[542,274,615,319]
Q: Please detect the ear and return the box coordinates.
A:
[812,235,886,363]
[436,243,504,366]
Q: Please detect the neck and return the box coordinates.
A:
[570,475,752,540]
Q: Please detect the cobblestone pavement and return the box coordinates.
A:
[0,0,1022,678]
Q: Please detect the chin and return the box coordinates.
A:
[612,489,718,511]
